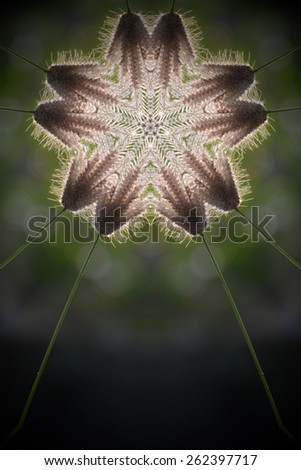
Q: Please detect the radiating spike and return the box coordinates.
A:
[193,101,267,148]
[152,12,195,87]
[185,64,254,106]
[107,12,150,87]
[47,64,116,105]
[34,101,107,148]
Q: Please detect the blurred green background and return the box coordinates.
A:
[0,0,300,449]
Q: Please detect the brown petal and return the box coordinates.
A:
[152,13,195,87]
[34,101,107,147]
[107,13,150,87]
[193,101,267,148]
[47,64,116,105]
[185,64,254,105]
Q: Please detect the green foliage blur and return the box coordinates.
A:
[0,0,300,449]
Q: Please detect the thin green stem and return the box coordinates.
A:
[5,236,99,442]
[0,106,34,114]
[235,208,301,270]
[170,0,176,13]
[125,0,131,12]
[254,45,301,73]
[0,45,47,73]
[0,208,66,270]
[267,107,301,114]
[202,234,296,443]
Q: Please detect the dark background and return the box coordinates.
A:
[0,0,301,449]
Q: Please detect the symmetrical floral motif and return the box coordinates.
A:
[33,10,269,237]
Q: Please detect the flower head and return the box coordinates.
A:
[33,9,268,237]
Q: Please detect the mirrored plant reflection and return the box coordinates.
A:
[0,0,300,450]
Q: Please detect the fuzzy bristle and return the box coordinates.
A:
[32,9,270,238]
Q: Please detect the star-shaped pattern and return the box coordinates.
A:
[33,10,268,237]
